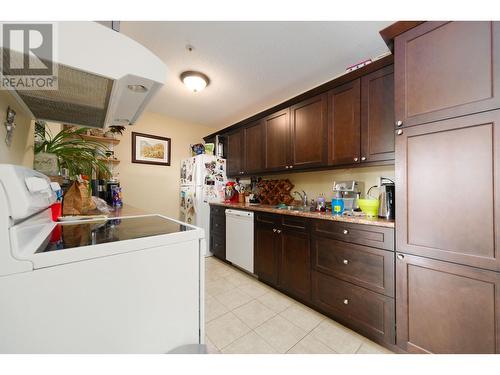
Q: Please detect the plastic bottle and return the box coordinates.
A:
[331,191,344,216]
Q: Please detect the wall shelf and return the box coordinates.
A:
[80,134,120,145]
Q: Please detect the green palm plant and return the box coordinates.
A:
[34,125,111,180]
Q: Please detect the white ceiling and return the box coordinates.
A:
[120,21,392,130]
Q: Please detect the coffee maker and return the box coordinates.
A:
[378,177,395,220]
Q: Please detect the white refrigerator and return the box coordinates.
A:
[180,155,227,255]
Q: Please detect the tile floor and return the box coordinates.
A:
[204,256,393,354]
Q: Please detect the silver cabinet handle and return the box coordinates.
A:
[343,259,349,265]
[396,129,403,135]
[289,165,294,169]
[343,229,349,235]
[273,228,277,233]
[396,120,403,127]
[353,157,359,162]
[361,156,366,161]
[343,299,349,305]
[397,254,405,260]
[285,166,289,169]
[277,229,282,234]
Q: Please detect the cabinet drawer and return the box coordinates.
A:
[210,205,226,217]
[255,212,280,225]
[312,271,395,345]
[210,215,225,236]
[312,237,394,297]
[281,215,308,232]
[210,233,226,260]
[311,220,394,251]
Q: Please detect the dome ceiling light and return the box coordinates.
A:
[180,71,210,93]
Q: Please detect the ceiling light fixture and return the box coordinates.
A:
[127,84,148,93]
[180,71,210,93]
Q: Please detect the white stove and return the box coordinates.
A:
[0,164,205,353]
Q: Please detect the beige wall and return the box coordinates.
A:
[255,165,395,202]
[0,91,34,167]
[114,111,216,217]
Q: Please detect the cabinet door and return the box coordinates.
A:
[254,221,279,286]
[396,253,500,353]
[290,94,328,169]
[395,21,500,127]
[226,130,243,176]
[279,229,311,301]
[361,65,395,163]
[328,79,361,166]
[243,120,264,174]
[396,110,500,271]
[263,108,290,171]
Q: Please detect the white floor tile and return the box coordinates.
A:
[287,333,337,354]
[206,277,237,297]
[205,295,230,322]
[280,303,324,332]
[233,300,276,329]
[214,288,253,310]
[257,290,295,313]
[222,331,277,354]
[206,312,251,350]
[311,319,363,354]
[356,340,393,354]
[255,315,307,353]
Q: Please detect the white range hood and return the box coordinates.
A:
[0,21,167,128]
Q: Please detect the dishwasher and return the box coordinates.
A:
[225,209,254,273]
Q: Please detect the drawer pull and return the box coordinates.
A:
[343,299,349,305]
[273,228,277,233]
[397,254,405,260]
[277,229,282,234]
[343,259,349,265]
[343,229,349,235]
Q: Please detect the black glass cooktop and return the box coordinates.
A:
[37,215,193,253]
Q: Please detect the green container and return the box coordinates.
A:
[357,199,380,217]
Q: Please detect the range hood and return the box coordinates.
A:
[0,22,167,128]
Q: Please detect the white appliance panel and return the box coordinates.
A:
[225,209,254,273]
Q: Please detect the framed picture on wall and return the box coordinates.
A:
[131,132,171,166]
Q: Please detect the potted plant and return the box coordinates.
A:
[104,125,126,138]
[34,125,111,180]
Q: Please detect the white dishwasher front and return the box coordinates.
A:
[225,209,254,273]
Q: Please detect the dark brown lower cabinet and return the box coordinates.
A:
[396,253,500,353]
[312,271,395,345]
[209,205,226,260]
[254,219,279,286]
[279,228,311,301]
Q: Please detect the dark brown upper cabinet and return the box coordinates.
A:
[396,253,500,353]
[289,94,328,169]
[395,21,500,128]
[243,120,264,174]
[395,109,500,271]
[263,108,290,171]
[328,79,361,166]
[361,65,395,162]
[226,129,243,176]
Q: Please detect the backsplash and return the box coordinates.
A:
[247,165,395,202]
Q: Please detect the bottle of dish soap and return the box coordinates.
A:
[331,191,344,216]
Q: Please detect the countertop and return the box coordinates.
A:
[210,202,395,228]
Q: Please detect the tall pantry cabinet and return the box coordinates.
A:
[394,21,500,353]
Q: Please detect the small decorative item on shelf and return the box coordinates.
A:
[204,143,215,155]
[89,128,105,137]
[191,143,205,156]
[107,125,126,138]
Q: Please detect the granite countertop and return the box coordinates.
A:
[210,202,395,228]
